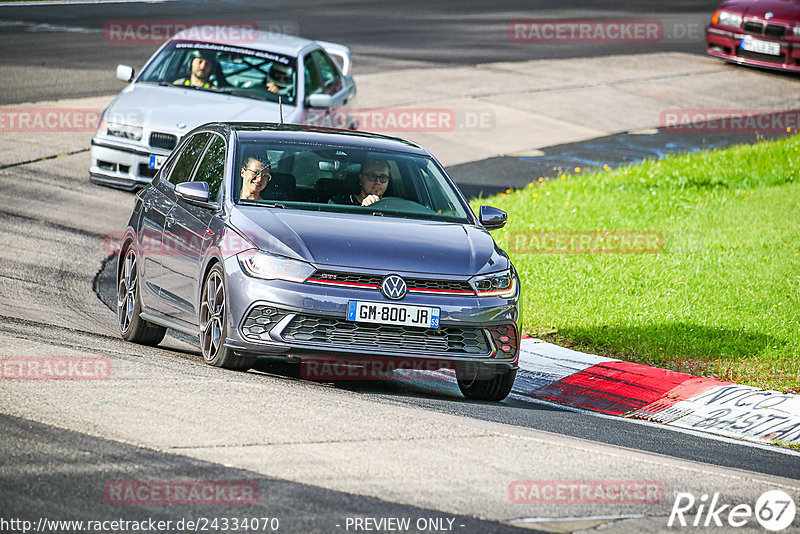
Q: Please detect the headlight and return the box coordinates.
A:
[106,122,143,141]
[470,269,516,298]
[794,26,800,38]
[715,10,742,29]
[237,250,315,282]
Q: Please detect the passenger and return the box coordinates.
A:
[174,50,217,88]
[331,160,391,207]
[239,158,271,200]
[265,62,294,97]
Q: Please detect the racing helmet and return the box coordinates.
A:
[267,62,293,92]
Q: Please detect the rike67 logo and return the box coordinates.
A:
[668,490,796,531]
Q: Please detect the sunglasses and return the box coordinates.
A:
[244,167,270,178]
[363,172,390,184]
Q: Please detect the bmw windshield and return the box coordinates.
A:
[234,140,474,224]
[138,41,298,104]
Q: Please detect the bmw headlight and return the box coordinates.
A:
[237,250,315,283]
[794,26,800,38]
[106,122,143,141]
[470,269,516,298]
[714,10,742,29]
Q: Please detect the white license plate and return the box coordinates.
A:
[347,301,440,329]
[740,37,781,56]
[148,154,166,169]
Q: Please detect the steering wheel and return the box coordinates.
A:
[368,197,437,214]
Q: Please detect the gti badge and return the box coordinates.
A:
[381,275,407,300]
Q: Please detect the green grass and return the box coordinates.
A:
[472,136,800,392]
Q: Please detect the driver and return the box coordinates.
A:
[239,157,271,200]
[174,50,217,88]
[265,62,294,97]
[331,160,390,207]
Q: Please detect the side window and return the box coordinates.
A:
[304,55,323,97]
[169,133,211,185]
[311,50,342,95]
[193,135,226,201]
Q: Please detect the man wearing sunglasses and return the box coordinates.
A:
[239,157,271,201]
[332,160,391,207]
[265,62,294,97]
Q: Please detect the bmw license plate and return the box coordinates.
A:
[149,154,166,169]
[740,37,781,56]
[347,301,440,329]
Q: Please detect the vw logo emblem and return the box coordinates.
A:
[381,274,407,300]
[765,12,773,19]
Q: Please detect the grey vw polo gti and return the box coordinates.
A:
[117,122,520,401]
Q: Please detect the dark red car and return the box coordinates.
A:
[706,0,800,72]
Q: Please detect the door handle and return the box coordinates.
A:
[143,199,152,212]
[165,214,175,227]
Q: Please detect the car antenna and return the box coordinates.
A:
[278,95,284,125]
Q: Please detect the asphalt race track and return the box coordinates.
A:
[2,2,800,533]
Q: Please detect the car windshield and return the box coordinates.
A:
[234,141,473,224]
[138,41,297,104]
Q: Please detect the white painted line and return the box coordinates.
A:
[0,0,170,6]
[510,514,644,523]
[0,20,100,33]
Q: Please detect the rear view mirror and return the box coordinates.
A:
[319,160,341,172]
[479,205,507,230]
[307,94,333,109]
[175,182,216,209]
[116,65,134,83]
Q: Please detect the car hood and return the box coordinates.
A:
[105,83,292,137]
[716,0,800,21]
[229,207,508,275]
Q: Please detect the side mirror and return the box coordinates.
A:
[175,182,216,209]
[479,205,507,230]
[307,93,333,109]
[116,65,134,83]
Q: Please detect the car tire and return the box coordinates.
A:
[117,247,166,346]
[199,264,256,371]
[455,362,516,402]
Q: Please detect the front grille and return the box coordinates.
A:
[149,131,178,150]
[743,21,763,35]
[282,314,491,355]
[309,271,380,287]
[737,48,786,64]
[138,163,157,179]
[307,270,474,294]
[241,306,288,342]
[765,24,787,39]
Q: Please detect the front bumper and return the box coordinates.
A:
[90,138,171,190]
[706,26,800,72]
[220,256,520,367]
